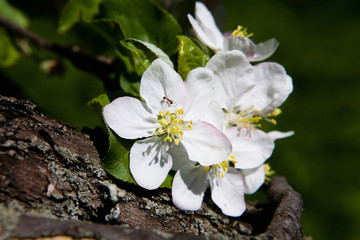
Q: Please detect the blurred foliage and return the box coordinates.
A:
[1,0,359,239]
[220,0,360,239]
[0,0,29,27]
[58,0,103,34]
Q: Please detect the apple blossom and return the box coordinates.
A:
[103,59,232,190]
[204,50,293,132]
[188,1,279,62]
[172,156,246,217]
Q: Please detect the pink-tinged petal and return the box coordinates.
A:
[168,142,190,171]
[243,62,292,113]
[140,59,188,113]
[249,38,280,62]
[172,162,209,211]
[209,168,246,217]
[268,130,295,141]
[241,165,265,194]
[184,67,216,121]
[129,138,172,190]
[187,2,224,51]
[205,50,255,111]
[223,36,256,57]
[182,121,232,166]
[226,127,275,169]
[103,96,158,139]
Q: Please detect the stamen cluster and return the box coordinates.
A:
[153,109,193,145]
[204,154,237,178]
[225,105,262,129]
[231,25,254,38]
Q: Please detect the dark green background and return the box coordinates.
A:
[1,0,360,239]
[220,0,360,239]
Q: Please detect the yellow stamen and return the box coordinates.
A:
[153,108,193,145]
[231,25,254,38]
[264,163,275,184]
[271,108,282,117]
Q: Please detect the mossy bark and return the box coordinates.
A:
[0,95,303,240]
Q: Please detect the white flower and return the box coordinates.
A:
[103,59,232,190]
[204,50,293,193]
[188,1,279,62]
[204,50,293,130]
[172,158,246,217]
[171,125,278,217]
[172,50,293,216]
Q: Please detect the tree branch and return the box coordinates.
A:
[0,95,304,239]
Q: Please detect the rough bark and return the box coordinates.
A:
[0,95,303,240]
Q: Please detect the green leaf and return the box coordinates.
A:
[119,74,141,98]
[177,35,209,80]
[103,129,136,184]
[87,93,110,128]
[0,28,20,67]
[58,0,103,34]
[0,0,29,28]
[99,0,181,55]
[88,93,136,184]
[121,38,174,70]
[160,172,173,189]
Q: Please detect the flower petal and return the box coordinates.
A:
[140,59,188,113]
[172,162,209,211]
[203,101,226,131]
[223,36,256,57]
[226,127,275,169]
[103,96,158,139]
[209,168,246,217]
[268,130,295,141]
[249,38,280,62]
[241,165,265,194]
[184,67,216,121]
[187,2,224,51]
[129,138,172,190]
[242,62,292,113]
[205,50,255,111]
[168,142,190,171]
[182,121,232,166]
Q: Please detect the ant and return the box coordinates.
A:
[162,96,174,105]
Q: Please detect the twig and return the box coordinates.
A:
[0,14,117,89]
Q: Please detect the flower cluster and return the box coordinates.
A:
[103,2,293,217]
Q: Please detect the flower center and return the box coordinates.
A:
[153,109,192,145]
[226,105,262,129]
[231,25,254,38]
[204,155,237,178]
[225,106,282,129]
